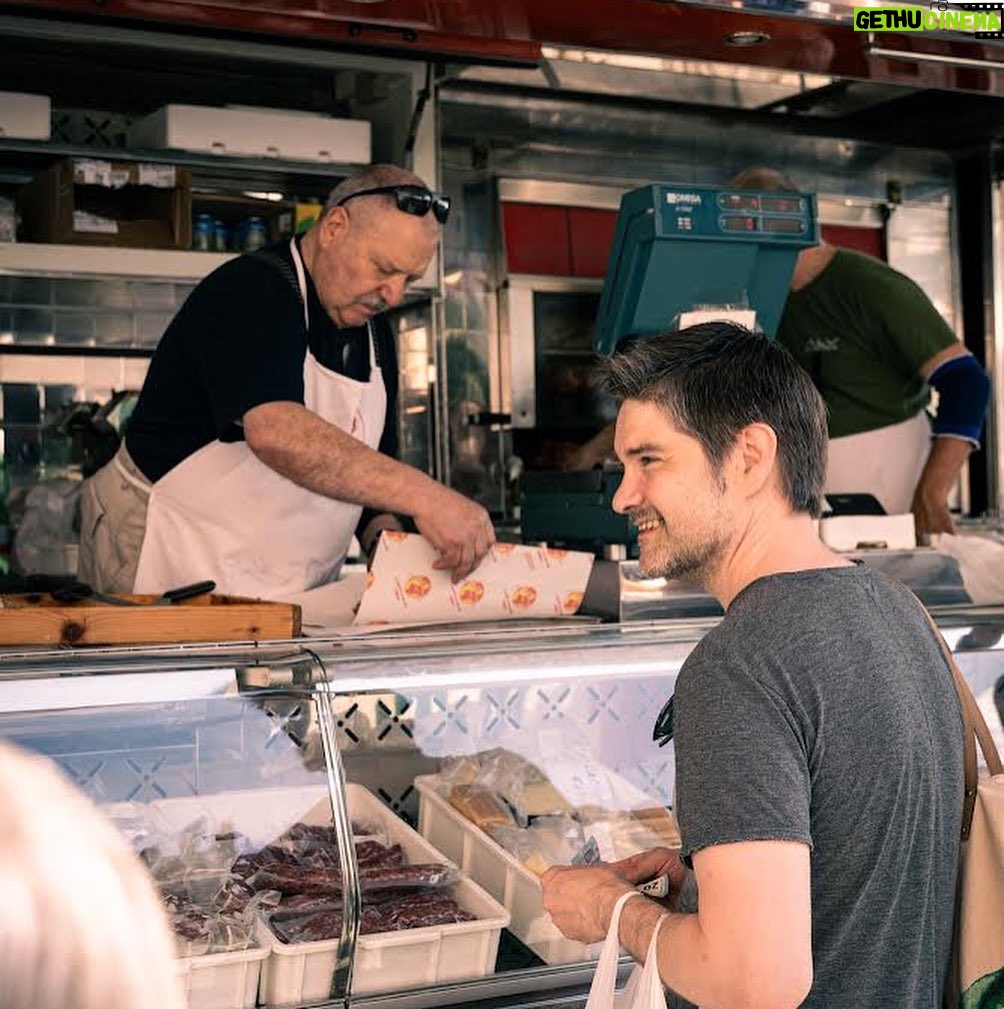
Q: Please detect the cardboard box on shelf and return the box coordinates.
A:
[0,92,51,140]
[130,104,371,165]
[17,157,192,249]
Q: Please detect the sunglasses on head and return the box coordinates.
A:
[336,184,451,225]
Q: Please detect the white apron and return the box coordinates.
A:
[129,238,386,598]
[825,410,931,516]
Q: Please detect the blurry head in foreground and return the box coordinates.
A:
[0,740,185,1009]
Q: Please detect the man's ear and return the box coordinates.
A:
[733,422,778,497]
[317,206,349,248]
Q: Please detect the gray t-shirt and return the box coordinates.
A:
[673,565,963,1009]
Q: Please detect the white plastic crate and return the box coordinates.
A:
[176,945,268,1009]
[254,783,510,1004]
[414,775,597,964]
[106,788,326,1009]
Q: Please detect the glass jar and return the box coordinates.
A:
[239,216,268,252]
[192,213,215,251]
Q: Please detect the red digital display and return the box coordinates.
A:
[760,196,803,214]
[762,217,805,234]
[719,194,760,211]
[720,215,759,232]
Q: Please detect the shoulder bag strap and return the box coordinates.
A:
[918,604,1003,840]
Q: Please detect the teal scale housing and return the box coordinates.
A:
[595,183,819,354]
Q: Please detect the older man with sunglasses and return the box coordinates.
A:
[80,165,495,599]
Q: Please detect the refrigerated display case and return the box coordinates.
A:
[0,609,1001,1009]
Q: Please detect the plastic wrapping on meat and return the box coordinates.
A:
[250,859,455,896]
[164,877,278,955]
[249,863,341,896]
[269,894,473,944]
[358,862,458,893]
[240,836,402,882]
[143,817,256,900]
[290,844,340,870]
[164,892,214,956]
[231,843,300,880]
[214,877,278,916]
[490,815,584,867]
[273,885,417,919]
[377,892,475,931]
[285,837,401,871]
[355,840,403,870]
[276,893,346,915]
[270,905,388,944]
[279,821,388,848]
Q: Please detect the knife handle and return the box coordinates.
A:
[161,580,216,603]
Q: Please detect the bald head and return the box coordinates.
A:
[729,167,798,192]
[304,163,440,328]
[324,164,432,214]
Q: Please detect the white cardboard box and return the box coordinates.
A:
[0,92,51,140]
[130,104,371,164]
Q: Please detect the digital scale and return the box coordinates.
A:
[594,182,818,352]
[521,182,818,554]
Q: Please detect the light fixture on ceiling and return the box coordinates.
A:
[723,30,772,46]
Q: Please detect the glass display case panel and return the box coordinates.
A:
[0,664,362,1009]
[309,627,694,991]
[0,614,999,1009]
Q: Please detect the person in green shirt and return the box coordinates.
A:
[729,167,990,537]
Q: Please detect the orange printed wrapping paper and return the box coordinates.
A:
[353,533,594,626]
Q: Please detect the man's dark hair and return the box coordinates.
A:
[598,322,828,517]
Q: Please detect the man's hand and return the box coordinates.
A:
[539,864,634,944]
[911,480,955,538]
[414,484,495,582]
[243,402,494,579]
[912,435,972,539]
[611,847,689,909]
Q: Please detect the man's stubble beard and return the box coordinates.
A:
[638,499,732,587]
[639,535,726,585]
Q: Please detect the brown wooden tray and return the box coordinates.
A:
[0,592,301,647]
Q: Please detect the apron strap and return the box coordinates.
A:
[289,236,310,332]
[289,236,378,375]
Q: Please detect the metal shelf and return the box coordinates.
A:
[0,138,356,194]
[0,242,233,280]
[0,344,154,359]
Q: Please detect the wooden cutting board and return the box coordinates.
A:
[0,592,301,647]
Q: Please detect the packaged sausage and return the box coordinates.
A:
[448,784,516,832]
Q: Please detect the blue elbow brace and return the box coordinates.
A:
[928,354,990,444]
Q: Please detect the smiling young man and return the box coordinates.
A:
[80,164,494,598]
[539,322,964,1009]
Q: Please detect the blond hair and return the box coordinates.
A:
[0,741,185,1009]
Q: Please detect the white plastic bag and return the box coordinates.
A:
[585,890,669,1009]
